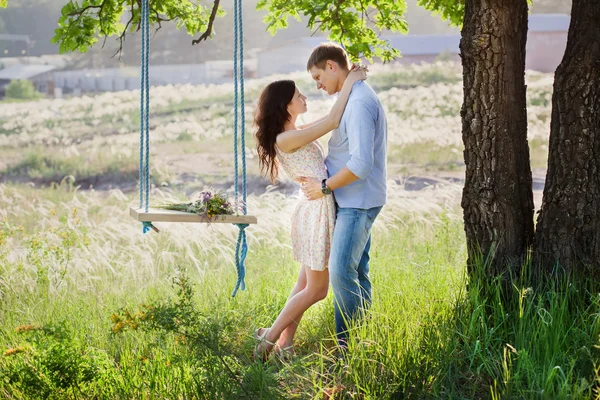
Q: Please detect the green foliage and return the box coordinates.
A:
[0,221,19,263]
[0,209,89,301]
[155,191,236,218]
[1,187,599,398]
[25,208,89,292]
[257,0,409,62]
[1,151,139,186]
[431,260,600,399]
[0,323,116,399]
[110,267,267,398]
[0,0,6,8]
[52,0,225,54]
[418,0,464,27]
[257,0,467,60]
[51,0,414,63]
[5,80,41,100]
[50,0,468,63]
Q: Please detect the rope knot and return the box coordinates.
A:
[142,221,158,234]
[231,222,249,297]
[234,223,249,231]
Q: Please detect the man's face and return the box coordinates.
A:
[309,61,340,96]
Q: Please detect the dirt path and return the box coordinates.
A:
[395,169,547,210]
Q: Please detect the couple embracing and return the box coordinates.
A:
[253,42,388,360]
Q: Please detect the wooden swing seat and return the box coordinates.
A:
[129,207,258,224]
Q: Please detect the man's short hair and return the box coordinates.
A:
[306,42,350,71]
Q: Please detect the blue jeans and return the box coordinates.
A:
[329,206,383,347]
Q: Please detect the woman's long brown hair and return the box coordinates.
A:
[254,80,296,182]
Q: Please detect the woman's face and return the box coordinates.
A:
[287,87,308,116]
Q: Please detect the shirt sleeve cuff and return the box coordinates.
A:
[346,158,372,179]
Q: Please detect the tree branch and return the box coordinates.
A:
[111,2,135,59]
[332,0,346,45]
[67,4,103,17]
[192,0,220,45]
[153,10,166,38]
[365,7,378,26]
[310,20,326,37]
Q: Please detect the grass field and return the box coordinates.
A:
[2,62,598,399]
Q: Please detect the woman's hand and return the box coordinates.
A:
[346,63,368,86]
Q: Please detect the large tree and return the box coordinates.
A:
[533,0,600,277]
[457,0,534,280]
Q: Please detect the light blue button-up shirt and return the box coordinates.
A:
[325,81,387,209]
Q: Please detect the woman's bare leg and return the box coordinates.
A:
[276,265,308,348]
[265,265,329,345]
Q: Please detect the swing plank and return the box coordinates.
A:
[129,207,257,224]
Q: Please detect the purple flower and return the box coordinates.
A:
[199,191,213,203]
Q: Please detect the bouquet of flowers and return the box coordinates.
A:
[154,190,237,219]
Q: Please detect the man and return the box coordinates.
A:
[300,42,388,348]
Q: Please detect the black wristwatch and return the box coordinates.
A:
[321,179,332,195]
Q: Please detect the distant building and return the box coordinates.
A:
[527,14,571,72]
[52,59,257,94]
[257,14,570,76]
[0,34,31,58]
[0,64,57,99]
[0,14,570,98]
[256,35,460,78]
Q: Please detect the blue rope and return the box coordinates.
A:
[232,223,248,296]
[232,0,239,211]
[143,0,150,214]
[139,0,146,211]
[140,0,153,234]
[237,0,247,212]
[232,0,248,297]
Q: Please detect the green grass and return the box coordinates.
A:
[389,142,464,173]
[529,137,550,170]
[0,62,582,399]
[0,97,41,104]
[0,61,554,193]
[1,186,599,399]
[388,138,549,174]
[1,151,145,188]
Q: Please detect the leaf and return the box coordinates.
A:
[53,0,227,54]
[0,0,7,8]
[417,0,464,27]
[258,0,411,63]
[51,0,465,59]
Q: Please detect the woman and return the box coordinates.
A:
[253,65,367,360]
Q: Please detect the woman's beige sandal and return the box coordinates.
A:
[253,328,276,361]
[274,344,295,361]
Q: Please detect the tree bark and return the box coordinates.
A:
[534,0,600,276]
[460,0,534,280]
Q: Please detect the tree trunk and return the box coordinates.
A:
[534,0,600,277]
[460,0,534,280]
